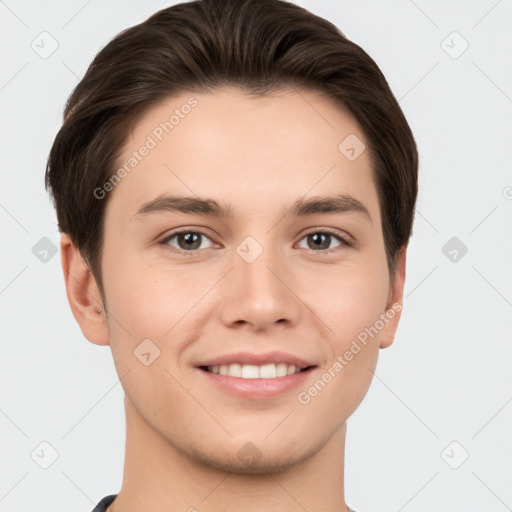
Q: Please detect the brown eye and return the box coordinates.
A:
[297,230,351,253]
[161,231,214,252]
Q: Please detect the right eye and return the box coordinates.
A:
[160,230,216,254]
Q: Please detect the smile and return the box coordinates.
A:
[202,363,312,379]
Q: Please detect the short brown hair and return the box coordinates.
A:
[45,0,418,301]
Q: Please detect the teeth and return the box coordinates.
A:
[208,363,303,379]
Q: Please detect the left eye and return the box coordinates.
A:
[297,231,348,252]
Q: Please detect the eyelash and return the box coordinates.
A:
[159,228,353,256]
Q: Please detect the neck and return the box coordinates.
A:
[110,395,349,512]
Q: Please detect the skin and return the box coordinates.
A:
[61,86,406,512]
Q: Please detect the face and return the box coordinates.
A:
[77,86,405,473]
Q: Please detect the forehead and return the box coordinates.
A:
[107,86,380,224]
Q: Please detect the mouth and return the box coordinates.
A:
[195,363,318,400]
[193,351,318,399]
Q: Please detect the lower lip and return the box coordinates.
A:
[196,367,316,400]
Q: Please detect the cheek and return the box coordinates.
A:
[302,260,390,343]
[297,268,387,415]
[102,246,197,335]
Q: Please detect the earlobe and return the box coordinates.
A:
[60,233,110,346]
[380,247,407,349]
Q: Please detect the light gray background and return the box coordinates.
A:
[1,1,511,511]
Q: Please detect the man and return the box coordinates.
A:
[45,1,418,510]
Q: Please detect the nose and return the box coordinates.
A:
[218,240,302,332]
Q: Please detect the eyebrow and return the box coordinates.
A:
[131,194,372,223]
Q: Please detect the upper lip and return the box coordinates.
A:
[196,351,316,369]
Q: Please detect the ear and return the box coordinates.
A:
[60,233,110,346]
[379,246,407,349]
